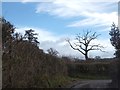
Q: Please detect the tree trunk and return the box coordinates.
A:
[85,52,88,60]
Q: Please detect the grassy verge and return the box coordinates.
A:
[35,75,78,88]
[47,75,80,88]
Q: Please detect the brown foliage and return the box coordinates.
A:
[2,40,67,88]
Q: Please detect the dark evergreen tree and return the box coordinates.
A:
[109,23,120,58]
[24,29,39,46]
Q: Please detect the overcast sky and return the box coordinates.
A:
[2,0,120,59]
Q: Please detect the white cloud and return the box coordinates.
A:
[15,26,115,59]
[22,0,35,2]
[91,39,115,58]
[35,0,118,29]
[67,12,118,28]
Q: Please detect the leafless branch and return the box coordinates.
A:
[66,39,85,55]
[66,31,104,60]
[88,44,104,52]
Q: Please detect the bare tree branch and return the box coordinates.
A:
[66,39,85,55]
[66,31,104,60]
[88,44,103,51]
[74,43,86,51]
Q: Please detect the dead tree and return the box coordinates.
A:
[66,30,104,60]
